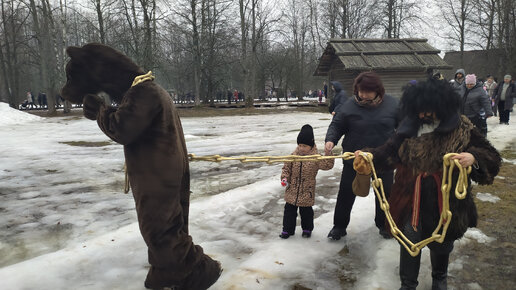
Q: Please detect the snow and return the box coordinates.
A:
[0,102,41,126]
[475,192,500,203]
[0,103,514,289]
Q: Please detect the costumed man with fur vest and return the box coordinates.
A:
[60,43,221,290]
[354,79,501,290]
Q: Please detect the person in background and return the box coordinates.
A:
[354,78,501,290]
[26,91,35,109]
[450,68,466,93]
[325,71,399,240]
[328,81,348,115]
[323,81,328,100]
[493,74,516,125]
[432,72,445,81]
[233,89,238,103]
[484,74,498,116]
[279,124,334,239]
[460,74,492,136]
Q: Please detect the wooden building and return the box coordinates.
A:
[314,38,452,98]
[442,49,507,82]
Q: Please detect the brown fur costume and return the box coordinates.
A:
[371,113,501,242]
[61,43,220,289]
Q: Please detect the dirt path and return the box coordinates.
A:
[448,151,516,289]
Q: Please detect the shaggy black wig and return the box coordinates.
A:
[400,78,461,121]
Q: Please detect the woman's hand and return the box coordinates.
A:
[451,152,476,167]
[325,141,335,153]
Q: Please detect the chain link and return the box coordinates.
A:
[127,151,470,256]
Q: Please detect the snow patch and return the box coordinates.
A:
[0,102,41,126]
[476,192,500,203]
[463,228,495,244]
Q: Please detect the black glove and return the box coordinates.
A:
[83,94,104,120]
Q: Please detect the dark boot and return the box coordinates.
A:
[279,231,292,239]
[430,251,449,290]
[302,230,312,238]
[327,226,347,240]
[399,245,421,290]
[180,255,222,290]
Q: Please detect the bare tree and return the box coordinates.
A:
[380,0,421,38]
[0,0,28,107]
[28,0,60,115]
[470,0,497,49]
[441,0,473,66]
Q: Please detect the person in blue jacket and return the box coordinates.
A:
[325,71,399,240]
[328,81,349,115]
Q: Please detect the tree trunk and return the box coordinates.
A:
[191,0,201,105]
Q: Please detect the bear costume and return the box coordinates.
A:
[61,43,221,289]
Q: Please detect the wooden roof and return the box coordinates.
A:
[314,38,452,76]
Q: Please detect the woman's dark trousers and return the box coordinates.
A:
[333,162,393,231]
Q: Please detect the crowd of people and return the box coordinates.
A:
[450,69,515,132]
[19,90,75,110]
[279,71,505,290]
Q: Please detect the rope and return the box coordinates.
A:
[124,72,155,193]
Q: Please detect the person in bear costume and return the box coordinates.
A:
[60,43,221,290]
[354,78,501,289]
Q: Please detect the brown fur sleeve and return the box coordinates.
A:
[366,134,405,172]
[96,84,161,145]
[466,129,502,185]
[318,157,335,171]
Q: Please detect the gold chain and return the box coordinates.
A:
[188,152,356,163]
[364,152,470,256]
[131,71,155,87]
[126,148,471,256]
[187,151,470,256]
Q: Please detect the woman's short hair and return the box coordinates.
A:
[353,71,385,98]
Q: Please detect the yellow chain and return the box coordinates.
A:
[363,152,470,256]
[188,152,356,163]
[187,151,470,256]
[131,71,155,87]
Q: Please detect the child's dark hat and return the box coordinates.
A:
[297,124,314,147]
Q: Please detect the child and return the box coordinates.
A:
[279,124,334,239]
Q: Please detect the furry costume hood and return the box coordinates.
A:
[397,78,462,138]
[62,43,145,104]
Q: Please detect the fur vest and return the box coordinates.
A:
[371,116,501,241]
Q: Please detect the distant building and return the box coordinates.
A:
[442,49,507,81]
[314,38,451,98]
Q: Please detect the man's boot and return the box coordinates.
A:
[430,251,449,290]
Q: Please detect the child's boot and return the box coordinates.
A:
[302,230,312,238]
[279,231,291,239]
